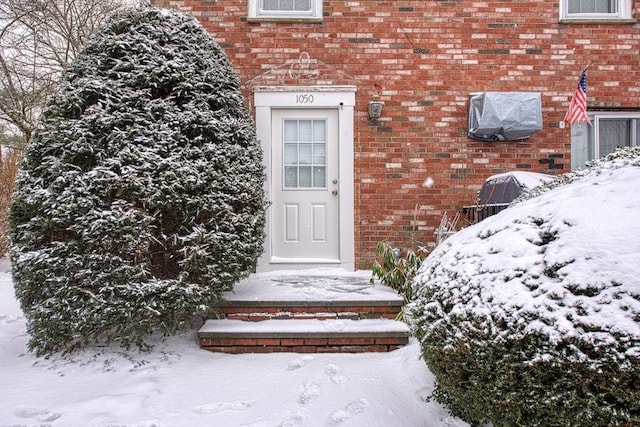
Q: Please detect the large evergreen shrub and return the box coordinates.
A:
[411,148,640,426]
[8,7,265,355]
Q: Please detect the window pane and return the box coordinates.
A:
[599,119,631,156]
[284,144,297,165]
[262,0,279,10]
[299,166,312,187]
[313,144,326,164]
[294,0,311,11]
[568,0,616,13]
[280,0,294,11]
[284,120,297,142]
[298,120,312,141]
[284,166,297,188]
[299,143,312,164]
[313,120,326,142]
[313,166,326,188]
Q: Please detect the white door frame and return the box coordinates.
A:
[254,86,356,271]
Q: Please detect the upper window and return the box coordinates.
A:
[560,0,633,22]
[571,112,640,169]
[247,0,323,21]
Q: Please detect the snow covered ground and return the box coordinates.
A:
[0,257,468,427]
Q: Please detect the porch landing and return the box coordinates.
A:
[198,269,409,353]
[221,269,402,303]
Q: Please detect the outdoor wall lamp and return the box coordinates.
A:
[368,95,384,120]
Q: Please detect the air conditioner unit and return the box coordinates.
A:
[468,92,542,142]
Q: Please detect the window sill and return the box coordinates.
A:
[559,18,637,24]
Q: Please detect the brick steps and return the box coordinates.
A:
[197,272,408,354]
[199,318,410,353]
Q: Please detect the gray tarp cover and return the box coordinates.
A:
[478,171,555,205]
[468,92,542,141]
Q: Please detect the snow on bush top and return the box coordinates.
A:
[412,148,640,367]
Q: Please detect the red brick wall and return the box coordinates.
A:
[153,1,640,268]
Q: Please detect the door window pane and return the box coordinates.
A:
[283,119,327,189]
[284,144,297,165]
[299,166,312,187]
[313,144,326,164]
[299,143,312,164]
[298,120,312,141]
[313,166,326,187]
[313,120,326,141]
[285,166,298,187]
[284,121,297,141]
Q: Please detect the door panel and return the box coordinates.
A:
[312,203,327,242]
[271,109,339,262]
[284,203,300,242]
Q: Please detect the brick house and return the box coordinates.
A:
[153,0,639,271]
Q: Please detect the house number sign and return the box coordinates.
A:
[295,94,315,104]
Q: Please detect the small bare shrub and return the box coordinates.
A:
[0,150,20,256]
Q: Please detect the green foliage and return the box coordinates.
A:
[417,323,640,426]
[8,8,265,355]
[371,241,427,303]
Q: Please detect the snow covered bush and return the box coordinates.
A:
[411,148,640,426]
[8,8,265,355]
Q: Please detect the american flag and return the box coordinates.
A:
[564,66,592,126]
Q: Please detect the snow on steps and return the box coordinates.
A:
[197,271,409,354]
[217,299,403,321]
[199,318,410,354]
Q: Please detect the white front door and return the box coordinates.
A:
[271,109,340,262]
[254,86,356,271]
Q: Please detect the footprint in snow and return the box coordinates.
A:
[325,364,348,384]
[286,355,314,371]
[278,412,306,427]
[298,379,321,405]
[192,401,251,414]
[241,410,305,427]
[275,411,305,427]
[14,405,62,422]
[329,398,370,424]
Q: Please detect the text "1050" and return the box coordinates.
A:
[295,94,315,104]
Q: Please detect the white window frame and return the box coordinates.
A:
[571,111,640,169]
[560,0,634,23]
[247,0,323,22]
